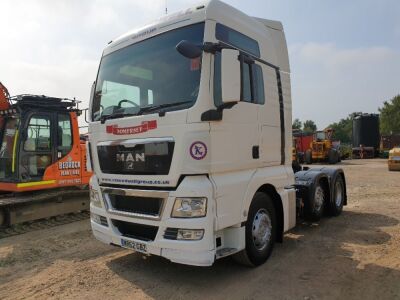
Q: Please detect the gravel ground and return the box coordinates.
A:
[0,159,399,300]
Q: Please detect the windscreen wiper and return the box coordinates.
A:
[100,101,193,123]
[136,101,193,115]
[100,111,135,124]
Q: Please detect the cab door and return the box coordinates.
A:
[19,113,55,181]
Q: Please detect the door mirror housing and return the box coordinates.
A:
[221,49,240,104]
[88,81,96,122]
[176,40,203,59]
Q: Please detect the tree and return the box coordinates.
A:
[303,120,317,134]
[379,95,400,135]
[292,118,302,130]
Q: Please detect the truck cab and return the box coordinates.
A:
[88,0,346,267]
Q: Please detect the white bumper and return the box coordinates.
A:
[90,175,216,266]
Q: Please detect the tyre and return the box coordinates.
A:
[233,192,276,267]
[304,181,325,221]
[328,149,337,164]
[305,150,312,164]
[292,160,301,173]
[328,176,344,216]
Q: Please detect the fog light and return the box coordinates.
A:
[90,189,102,208]
[177,229,204,240]
[91,213,101,224]
[91,213,108,227]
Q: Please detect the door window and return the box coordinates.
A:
[57,113,73,158]
[24,115,51,152]
[22,115,52,178]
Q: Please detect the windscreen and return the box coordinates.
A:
[315,132,326,140]
[92,23,205,121]
[0,117,19,180]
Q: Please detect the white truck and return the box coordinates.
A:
[87,0,347,267]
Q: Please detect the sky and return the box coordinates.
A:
[1,0,399,128]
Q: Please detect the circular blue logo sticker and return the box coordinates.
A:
[190,141,207,160]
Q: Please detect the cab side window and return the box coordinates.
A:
[57,113,73,158]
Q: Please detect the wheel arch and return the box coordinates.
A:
[255,184,284,243]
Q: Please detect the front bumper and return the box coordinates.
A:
[90,175,216,266]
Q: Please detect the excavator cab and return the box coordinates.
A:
[0,95,91,192]
[0,83,90,227]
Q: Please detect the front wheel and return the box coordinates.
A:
[233,192,276,267]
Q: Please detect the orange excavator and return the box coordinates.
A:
[0,82,91,226]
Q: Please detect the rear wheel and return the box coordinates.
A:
[304,181,325,221]
[328,149,338,164]
[233,192,276,267]
[328,176,345,216]
[305,150,313,164]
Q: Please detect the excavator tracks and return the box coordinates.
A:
[0,211,89,239]
[0,188,89,227]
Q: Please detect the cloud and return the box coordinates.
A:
[289,43,400,128]
[0,0,183,127]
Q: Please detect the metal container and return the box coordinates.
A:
[352,114,380,151]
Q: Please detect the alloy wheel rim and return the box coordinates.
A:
[252,209,272,251]
[335,181,343,207]
[314,186,324,212]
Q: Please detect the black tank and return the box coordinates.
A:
[352,114,380,150]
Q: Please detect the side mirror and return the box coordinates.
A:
[88,81,96,122]
[221,49,240,104]
[176,40,203,59]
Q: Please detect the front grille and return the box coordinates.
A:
[97,140,174,175]
[164,228,179,240]
[112,220,158,241]
[313,144,324,152]
[108,194,162,217]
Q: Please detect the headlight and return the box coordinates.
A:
[90,190,102,208]
[171,197,207,218]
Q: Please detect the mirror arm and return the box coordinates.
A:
[201,102,237,122]
[217,102,237,111]
[202,42,235,54]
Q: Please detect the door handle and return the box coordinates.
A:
[252,146,259,159]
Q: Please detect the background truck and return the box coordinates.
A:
[0,82,91,226]
[87,0,347,267]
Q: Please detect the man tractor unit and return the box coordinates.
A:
[0,82,91,226]
[87,0,347,267]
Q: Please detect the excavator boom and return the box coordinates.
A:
[0,82,11,111]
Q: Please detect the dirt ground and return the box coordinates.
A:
[0,159,399,300]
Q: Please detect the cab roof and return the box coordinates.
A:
[103,0,289,72]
